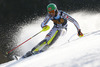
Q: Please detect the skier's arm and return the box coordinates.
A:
[62,12,83,37]
[62,12,80,31]
[41,15,51,31]
[41,15,51,28]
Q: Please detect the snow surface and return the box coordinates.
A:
[0,11,100,67]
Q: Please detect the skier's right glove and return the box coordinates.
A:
[78,29,84,37]
[42,25,50,31]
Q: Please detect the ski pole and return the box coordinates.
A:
[6,30,43,55]
[68,33,77,42]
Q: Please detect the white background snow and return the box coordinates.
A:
[0,11,100,67]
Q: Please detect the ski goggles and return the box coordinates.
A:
[48,10,55,14]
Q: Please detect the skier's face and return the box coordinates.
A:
[48,10,55,17]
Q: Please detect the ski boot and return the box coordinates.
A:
[22,51,33,58]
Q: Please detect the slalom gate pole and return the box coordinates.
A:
[6,30,43,55]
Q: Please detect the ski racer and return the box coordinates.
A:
[22,3,83,58]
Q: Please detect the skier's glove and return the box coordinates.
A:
[42,25,50,31]
[78,29,84,37]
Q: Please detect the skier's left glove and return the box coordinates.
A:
[78,29,84,37]
[42,25,50,31]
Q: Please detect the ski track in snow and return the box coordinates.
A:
[0,11,100,67]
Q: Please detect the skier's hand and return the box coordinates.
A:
[78,29,84,37]
[42,25,50,31]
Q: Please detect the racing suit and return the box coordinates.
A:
[41,10,80,44]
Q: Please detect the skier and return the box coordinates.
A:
[22,3,83,58]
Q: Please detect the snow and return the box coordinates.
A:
[0,11,100,67]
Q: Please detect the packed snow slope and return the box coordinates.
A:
[1,11,100,67]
